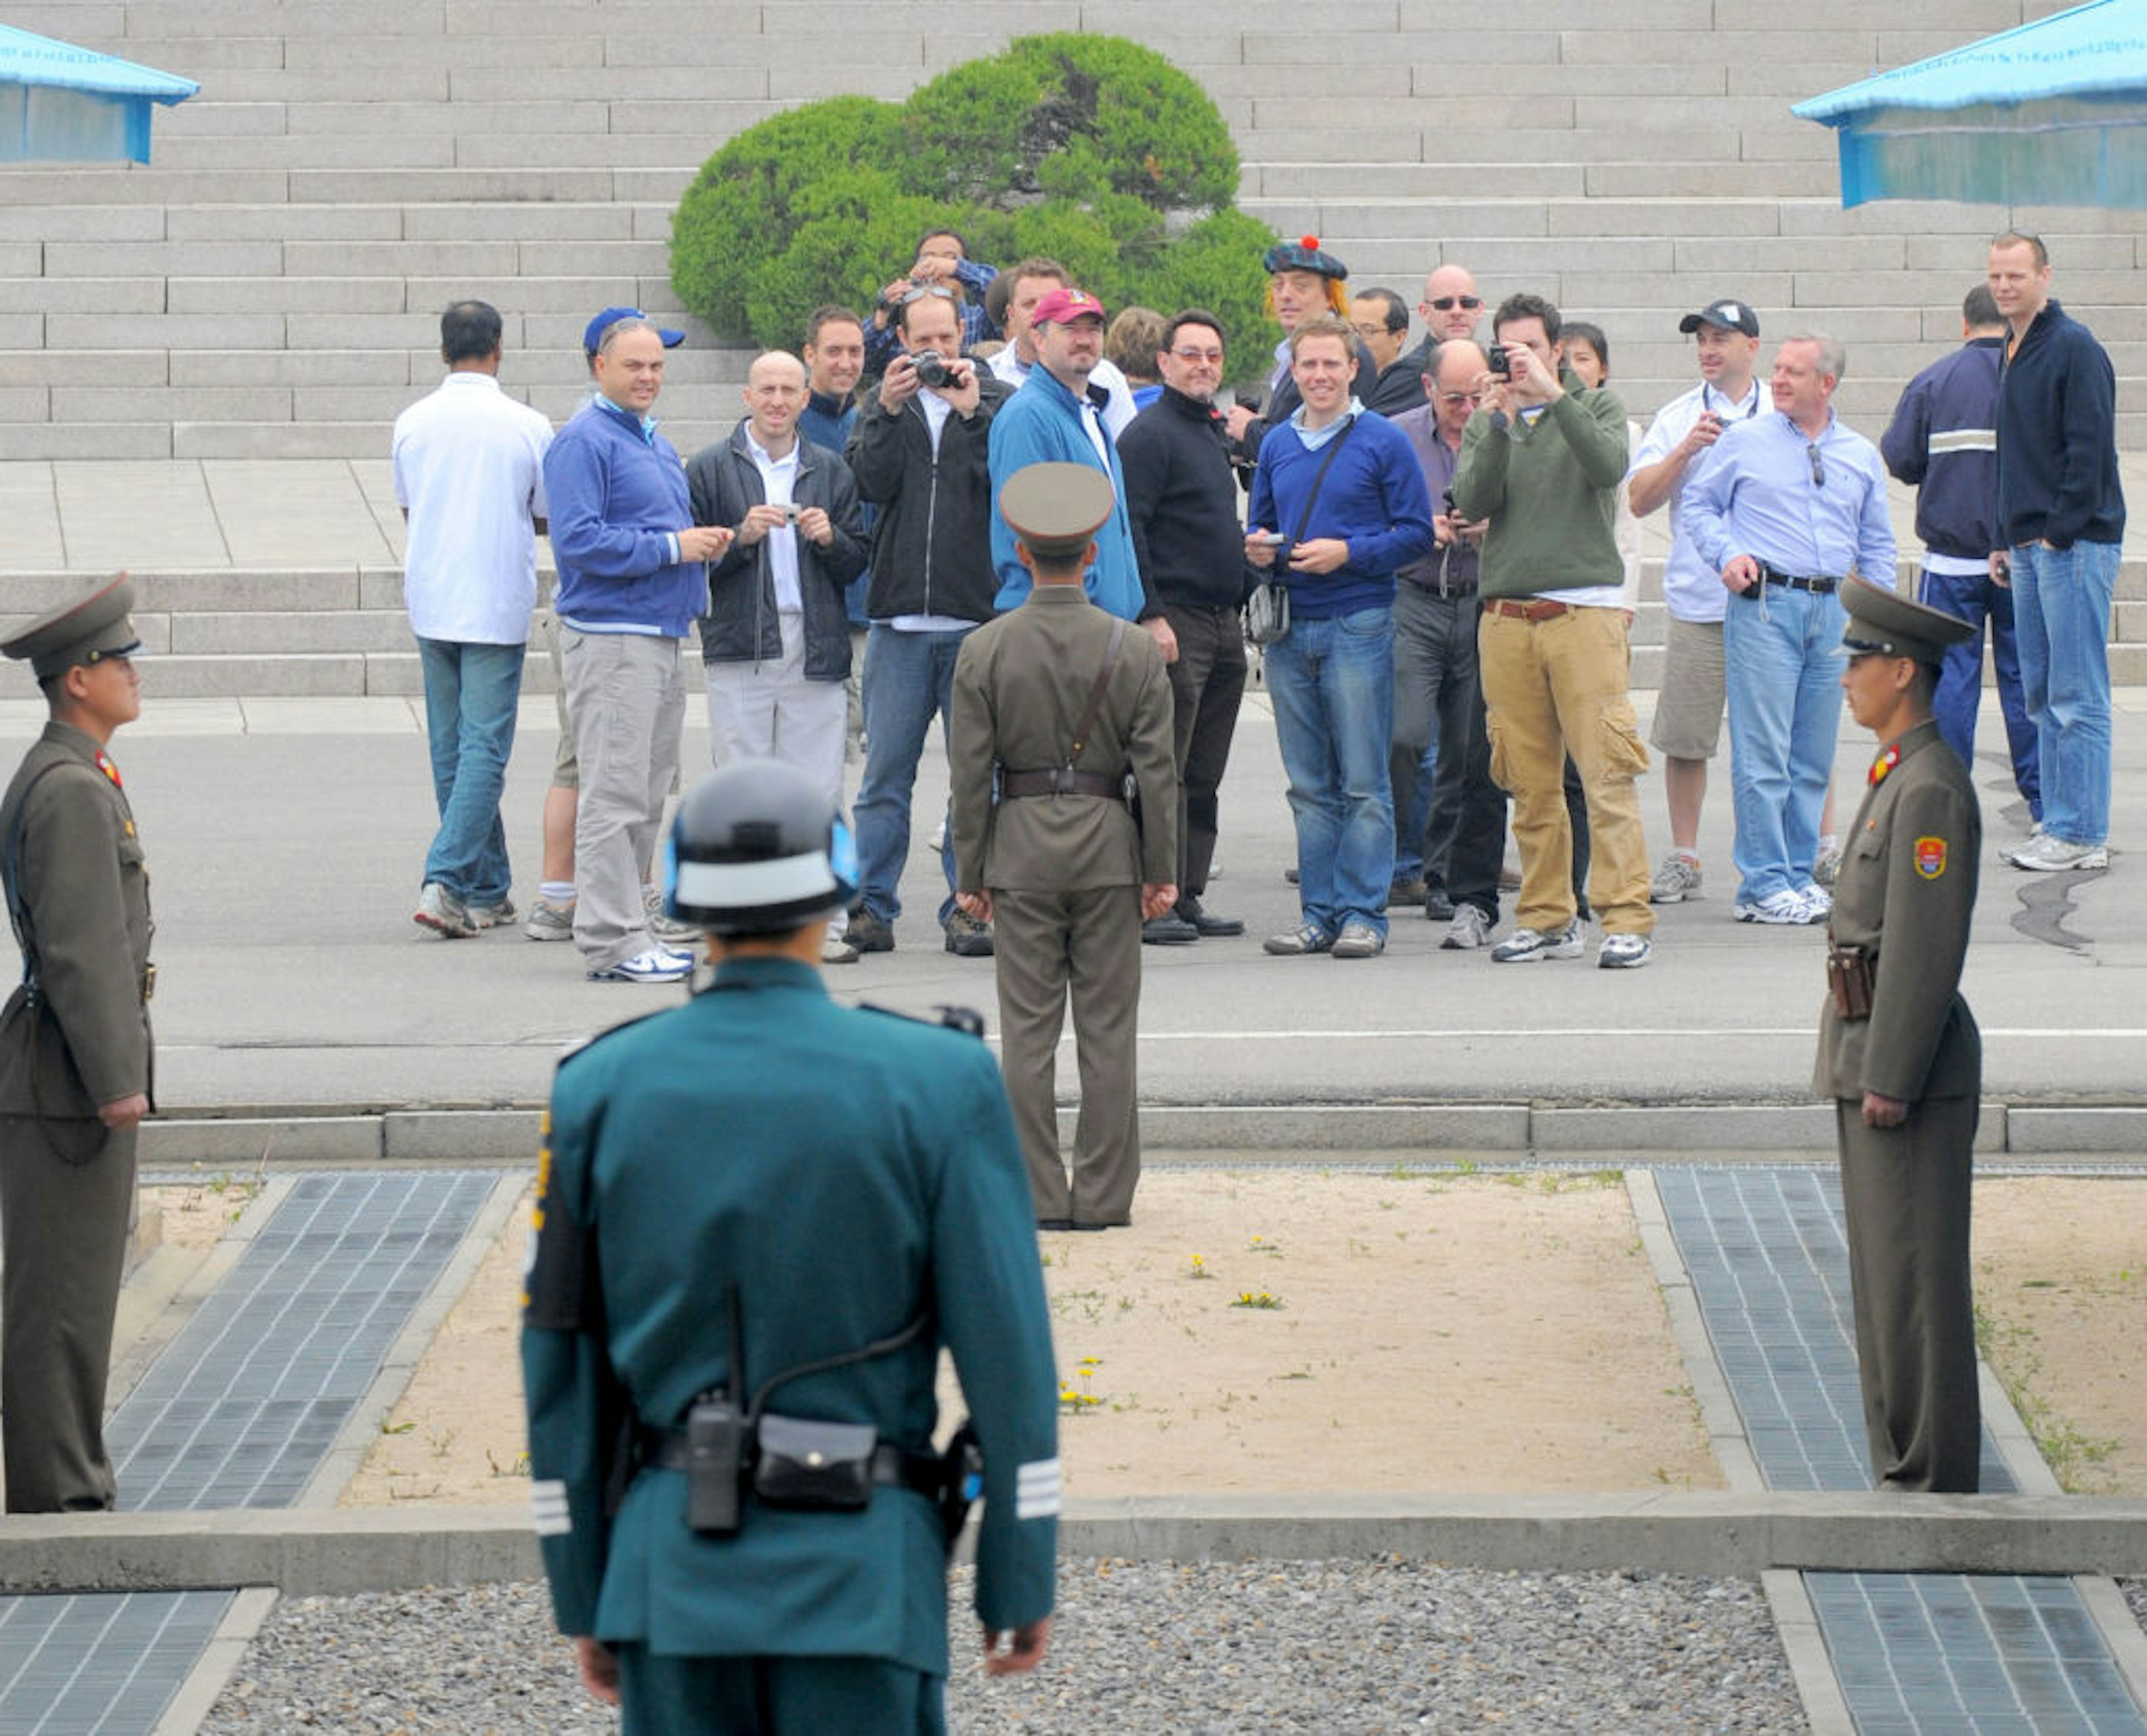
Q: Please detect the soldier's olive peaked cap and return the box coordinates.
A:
[1836,574,1976,669]
[999,463,1115,561]
[2,573,141,682]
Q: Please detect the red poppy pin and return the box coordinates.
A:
[1914,836,1947,879]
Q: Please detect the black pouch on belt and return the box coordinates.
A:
[753,1414,877,1510]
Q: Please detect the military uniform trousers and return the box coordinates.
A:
[994,884,1142,1227]
[618,1645,942,1736]
[1,1118,136,1511]
[1836,1092,1981,1493]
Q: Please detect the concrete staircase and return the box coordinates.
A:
[2,0,2141,694]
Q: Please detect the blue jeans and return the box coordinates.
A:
[417,637,522,905]
[1267,604,1396,938]
[2010,539,2117,845]
[853,623,970,925]
[1920,567,2040,817]
[1723,586,1845,904]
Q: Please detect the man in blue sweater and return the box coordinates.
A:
[1881,285,2038,822]
[1246,315,1435,959]
[1988,231,2125,873]
[543,316,733,983]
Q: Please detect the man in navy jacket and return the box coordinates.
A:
[1988,231,2125,873]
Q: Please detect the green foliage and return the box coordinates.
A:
[671,35,1278,356]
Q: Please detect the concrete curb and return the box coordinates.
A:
[136,1101,2147,1166]
[6,1496,2147,1598]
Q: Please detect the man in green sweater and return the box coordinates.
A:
[1450,293,1655,969]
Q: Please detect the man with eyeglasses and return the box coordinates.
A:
[1395,264,1486,380]
[1626,298,1766,907]
[1118,310,1253,945]
[1388,340,1511,951]
[1987,229,2124,874]
[1683,333,1895,926]
[1350,288,1427,418]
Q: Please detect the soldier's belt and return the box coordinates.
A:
[999,767,1125,800]
[1826,943,1874,1020]
[639,1420,945,1500]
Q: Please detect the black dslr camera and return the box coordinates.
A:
[910,349,953,389]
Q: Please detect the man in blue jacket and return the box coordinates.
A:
[987,287,1165,650]
[1988,231,2125,873]
[543,316,732,984]
[524,759,1057,1732]
[1881,285,2038,822]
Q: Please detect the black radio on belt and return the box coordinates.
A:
[685,1391,745,1534]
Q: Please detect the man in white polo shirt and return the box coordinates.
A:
[1626,297,1765,905]
[391,300,555,939]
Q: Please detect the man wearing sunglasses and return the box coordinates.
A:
[1683,334,1895,926]
[1394,264,1486,381]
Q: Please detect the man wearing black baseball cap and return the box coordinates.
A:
[1629,297,1765,907]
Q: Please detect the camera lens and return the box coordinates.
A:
[911,350,950,389]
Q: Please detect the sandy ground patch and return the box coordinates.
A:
[146,1182,255,1254]
[338,1169,1719,1505]
[1975,1177,2147,1494]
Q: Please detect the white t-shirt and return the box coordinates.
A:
[391,371,554,644]
[1629,376,1765,623]
[744,431,802,614]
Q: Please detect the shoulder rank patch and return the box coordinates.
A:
[1914,835,1947,879]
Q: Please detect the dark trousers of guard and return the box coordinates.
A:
[1162,602,1246,899]
[0,1118,135,1511]
[617,1648,944,1735]
[1835,1095,1982,1494]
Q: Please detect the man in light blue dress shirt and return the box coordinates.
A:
[1685,333,1896,925]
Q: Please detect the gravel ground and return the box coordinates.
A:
[198,1560,1805,1734]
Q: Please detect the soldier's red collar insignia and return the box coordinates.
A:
[94,751,122,789]
[1869,743,1901,786]
[1914,835,1947,878]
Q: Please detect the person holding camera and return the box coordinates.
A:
[844,285,1010,958]
[523,758,1058,1731]
[1450,293,1653,969]
[686,352,870,966]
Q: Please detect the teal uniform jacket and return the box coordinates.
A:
[522,955,1058,1677]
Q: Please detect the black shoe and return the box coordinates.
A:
[944,910,994,957]
[1424,889,1455,923]
[1143,911,1200,944]
[1283,865,1299,885]
[1177,895,1244,938]
[1035,1218,1075,1232]
[1388,876,1428,908]
[846,906,895,953]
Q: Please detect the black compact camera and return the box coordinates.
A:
[910,349,953,389]
[1487,343,1510,378]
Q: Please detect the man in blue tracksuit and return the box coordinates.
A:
[986,287,1162,644]
[1881,285,2037,820]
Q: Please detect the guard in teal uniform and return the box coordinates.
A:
[522,758,1058,1733]
[0,573,155,1513]
[1817,575,1982,1493]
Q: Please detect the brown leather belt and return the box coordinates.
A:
[999,768,1124,800]
[1483,598,1572,622]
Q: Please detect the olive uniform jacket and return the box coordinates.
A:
[0,721,154,1130]
[947,586,1179,894]
[1813,721,1980,1105]
[522,958,1058,1678]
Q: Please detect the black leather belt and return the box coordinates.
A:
[1404,575,1477,598]
[1000,768,1123,800]
[1748,564,1841,594]
[638,1425,943,1497]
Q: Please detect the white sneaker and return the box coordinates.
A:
[645,887,703,944]
[1796,883,1833,920]
[1734,890,1817,925]
[1649,853,1703,904]
[588,947,693,984]
[1597,933,1653,970]
[821,933,860,965]
[1441,904,1493,950]
[2008,834,2109,872]
[1490,921,1585,963]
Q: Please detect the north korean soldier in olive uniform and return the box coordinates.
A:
[0,573,154,1512]
[523,758,1058,1733]
[949,463,1179,1231]
[1817,574,1982,1493]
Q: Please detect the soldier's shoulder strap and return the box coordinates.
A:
[859,1001,986,1040]
[2,760,75,979]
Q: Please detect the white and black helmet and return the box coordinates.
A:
[663,760,859,935]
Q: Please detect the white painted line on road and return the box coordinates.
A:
[1136,1027,2147,1042]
